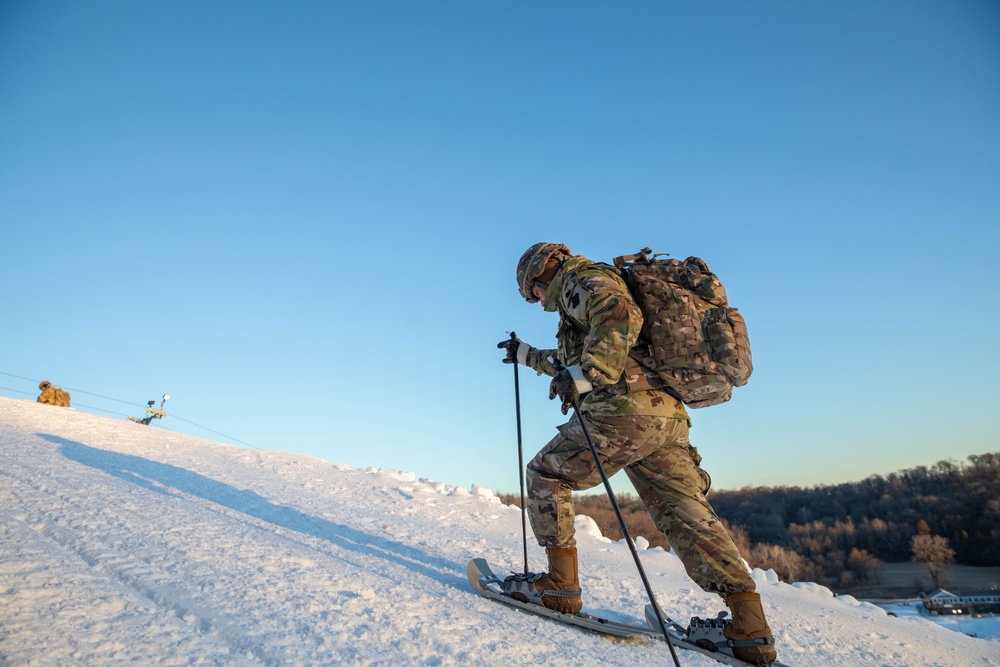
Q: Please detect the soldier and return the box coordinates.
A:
[37,380,71,408]
[499,242,776,666]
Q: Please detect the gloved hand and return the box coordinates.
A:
[497,335,531,365]
[549,366,594,414]
[497,336,520,364]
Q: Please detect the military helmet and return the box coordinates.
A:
[516,242,570,302]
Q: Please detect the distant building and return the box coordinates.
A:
[923,589,1000,615]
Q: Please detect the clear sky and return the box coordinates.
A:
[2,1,998,496]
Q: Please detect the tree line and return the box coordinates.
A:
[708,453,999,563]
[704,453,998,587]
[498,453,999,589]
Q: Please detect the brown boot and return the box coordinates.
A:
[535,547,583,614]
[724,591,777,666]
[502,547,583,613]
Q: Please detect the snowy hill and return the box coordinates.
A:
[1,397,997,667]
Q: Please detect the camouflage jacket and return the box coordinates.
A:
[524,255,688,420]
[38,386,71,407]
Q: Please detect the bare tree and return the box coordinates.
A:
[747,543,811,583]
[911,534,955,589]
[847,547,884,585]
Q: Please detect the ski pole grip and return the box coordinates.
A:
[498,331,518,349]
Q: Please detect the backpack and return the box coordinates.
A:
[612,247,752,408]
[55,388,71,407]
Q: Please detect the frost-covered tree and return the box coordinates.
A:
[911,534,955,589]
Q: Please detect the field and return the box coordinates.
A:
[844,562,1000,599]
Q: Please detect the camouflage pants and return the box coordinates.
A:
[526,414,755,597]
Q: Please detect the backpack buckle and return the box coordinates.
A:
[613,247,654,268]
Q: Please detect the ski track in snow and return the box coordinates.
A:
[1,397,997,667]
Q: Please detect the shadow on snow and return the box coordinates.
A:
[43,433,467,593]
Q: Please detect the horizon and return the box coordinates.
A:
[3,392,994,497]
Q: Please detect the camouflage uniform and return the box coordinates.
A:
[37,381,71,408]
[521,254,755,597]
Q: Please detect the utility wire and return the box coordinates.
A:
[167,413,262,450]
[67,402,131,418]
[0,371,262,450]
[0,385,35,398]
[0,371,146,408]
[3,381,151,418]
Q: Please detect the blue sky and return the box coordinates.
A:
[2,1,998,496]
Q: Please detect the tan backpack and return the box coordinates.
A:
[613,248,752,408]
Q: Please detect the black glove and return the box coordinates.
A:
[497,337,519,364]
[498,333,531,365]
[549,367,594,414]
[549,370,578,414]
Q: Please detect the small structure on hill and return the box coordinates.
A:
[128,394,169,425]
[923,588,1000,615]
[37,381,71,407]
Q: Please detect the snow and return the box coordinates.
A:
[879,601,1000,642]
[1,397,997,667]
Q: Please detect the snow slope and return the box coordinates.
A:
[1,397,997,667]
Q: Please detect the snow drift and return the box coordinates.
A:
[1,397,996,666]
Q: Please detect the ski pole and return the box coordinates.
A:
[557,363,682,667]
[502,331,531,576]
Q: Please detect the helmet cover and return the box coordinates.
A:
[516,242,570,302]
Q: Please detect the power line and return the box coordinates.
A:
[72,402,132,418]
[0,385,35,398]
[0,371,146,408]
[0,371,262,450]
[167,413,262,450]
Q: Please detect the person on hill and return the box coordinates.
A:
[37,380,71,408]
[498,242,776,666]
